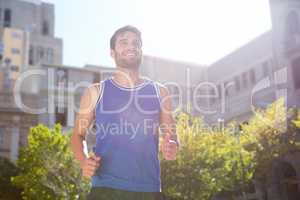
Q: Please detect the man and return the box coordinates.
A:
[71,25,179,200]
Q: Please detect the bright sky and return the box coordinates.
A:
[43,0,272,68]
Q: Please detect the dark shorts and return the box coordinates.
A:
[87,187,162,200]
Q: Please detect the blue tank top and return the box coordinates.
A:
[92,77,162,192]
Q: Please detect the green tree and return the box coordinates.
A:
[161,98,300,200]
[161,113,255,200]
[241,98,300,182]
[11,124,90,200]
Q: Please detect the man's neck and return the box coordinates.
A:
[112,67,143,88]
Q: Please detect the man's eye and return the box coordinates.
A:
[118,40,141,48]
[132,41,141,48]
[119,40,128,47]
[120,41,128,46]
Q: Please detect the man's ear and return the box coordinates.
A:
[110,49,115,59]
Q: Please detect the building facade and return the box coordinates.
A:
[208,0,300,199]
[0,27,28,90]
[203,0,300,125]
[0,0,63,66]
[0,0,63,161]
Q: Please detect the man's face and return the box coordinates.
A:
[111,31,142,69]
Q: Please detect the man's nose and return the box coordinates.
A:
[127,43,138,51]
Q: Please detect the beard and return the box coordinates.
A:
[114,52,142,69]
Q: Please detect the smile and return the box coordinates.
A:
[124,53,137,58]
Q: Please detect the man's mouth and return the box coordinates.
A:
[125,53,136,57]
[123,51,138,57]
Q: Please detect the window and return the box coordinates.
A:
[3,66,12,89]
[93,73,101,83]
[209,88,216,104]
[11,65,19,72]
[4,57,11,66]
[224,81,229,96]
[55,107,67,127]
[0,128,4,147]
[42,21,49,36]
[4,9,11,27]
[11,48,20,54]
[167,85,180,107]
[286,11,300,39]
[36,46,45,63]
[11,31,22,39]
[292,57,300,89]
[285,11,300,52]
[39,47,44,59]
[250,69,256,84]
[56,69,67,86]
[46,48,54,63]
[263,62,269,77]
[234,76,240,92]
[0,42,4,54]
[217,84,221,99]
[29,46,34,65]
[242,72,248,88]
[0,8,2,22]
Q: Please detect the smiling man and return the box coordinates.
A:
[71,25,179,200]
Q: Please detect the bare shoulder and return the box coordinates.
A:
[152,80,169,98]
[79,82,102,114]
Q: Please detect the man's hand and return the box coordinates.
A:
[80,155,101,179]
[162,134,178,160]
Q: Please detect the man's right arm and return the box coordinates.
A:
[70,84,101,178]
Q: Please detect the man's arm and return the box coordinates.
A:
[159,85,179,160]
[70,84,101,178]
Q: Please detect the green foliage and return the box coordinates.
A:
[11,124,90,200]
[6,98,300,200]
[0,157,22,200]
[241,98,300,181]
[161,98,300,200]
[161,114,255,200]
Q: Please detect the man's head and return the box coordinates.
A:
[110,25,142,69]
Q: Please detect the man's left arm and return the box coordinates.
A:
[159,85,179,160]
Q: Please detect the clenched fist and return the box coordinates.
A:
[162,134,178,161]
[80,155,101,179]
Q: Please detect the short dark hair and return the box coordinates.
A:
[110,25,142,50]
